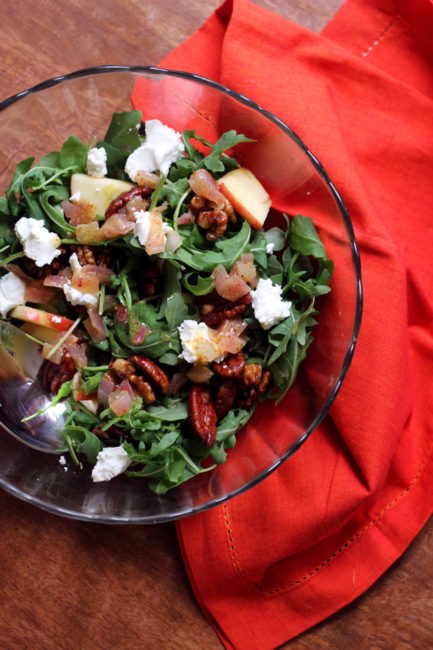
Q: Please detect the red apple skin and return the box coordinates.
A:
[9,306,74,331]
[217,168,271,231]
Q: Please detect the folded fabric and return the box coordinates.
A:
[135,0,433,647]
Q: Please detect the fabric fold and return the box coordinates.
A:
[147,0,433,647]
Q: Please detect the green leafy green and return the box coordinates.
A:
[0,109,333,495]
[289,214,326,258]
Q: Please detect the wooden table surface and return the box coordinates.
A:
[1,1,433,648]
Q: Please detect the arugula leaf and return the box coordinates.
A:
[59,135,88,170]
[270,334,312,404]
[6,157,34,216]
[159,263,189,330]
[149,431,180,458]
[181,271,215,296]
[248,230,268,269]
[289,214,327,258]
[40,186,76,233]
[82,370,105,394]
[264,226,287,252]
[200,130,255,173]
[97,140,128,180]
[35,150,61,169]
[181,130,206,165]
[265,254,283,285]
[63,425,103,464]
[160,177,190,209]
[146,401,188,421]
[103,110,142,151]
[165,220,251,272]
[216,408,252,442]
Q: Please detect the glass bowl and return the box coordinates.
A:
[0,66,362,523]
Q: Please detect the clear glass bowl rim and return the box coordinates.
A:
[0,65,363,524]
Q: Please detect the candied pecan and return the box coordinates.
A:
[201,294,252,327]
[109,358,134,379]
[129,356,170,395]
[200,304,215,317]
[212,352,246,378]
[235,387,259,409]
[19,246,69,279]
[235,368,272,407]
[189,384,217,446]
[38,350,76,395]
[109,358,156,404]
[214,379,237,419]
[197,208,228,241]
[76,245,95,266]
[189,195,206,212]
[70,244,111,267]
[257,369,272,394]
[131,377,156,403]
[105,186,152,218]
[224,201,236,224]
[241,363,262,387]
[95,247,112,268]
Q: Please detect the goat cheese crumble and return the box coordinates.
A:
[92,446,132,482]
[266,242,275,254]
[178,319,225,364]
[125,119,184,180]
[133,210,176,249]
[63,281,99,309]
[133,209,151,246]
[0,271,26,317]
[86,147,107,178]
[69,252,82,275]
[14,217,61,267]
[250,278,292,330]
[62,253,99,308]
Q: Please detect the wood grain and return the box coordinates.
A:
[1,1,432,648]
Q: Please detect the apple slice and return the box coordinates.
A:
[217,168,271,230]
[9,306,74,331]
[70,173,135,216]
[21,322,61,344]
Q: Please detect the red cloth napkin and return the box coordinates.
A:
[137,0,433,647]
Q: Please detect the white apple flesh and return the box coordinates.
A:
[70,173,135,216]
[217,167,271,230]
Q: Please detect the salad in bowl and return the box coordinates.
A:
[0,108,333,494]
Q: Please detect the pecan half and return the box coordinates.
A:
[257,369,272,394]
[235,368,272,407]
[19,246,69,279]
[129,356,170,394]
[214,379,237,419]
[197,208,228,241]
[38,350,76,395]
[201,293,252,327]
[105,186,152,218]
[241,363,262,387]
[69,244,112,267]
[189,195,206,211]
[189,384,217,446]
[109,358,155,404]
[213,352,246,378]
